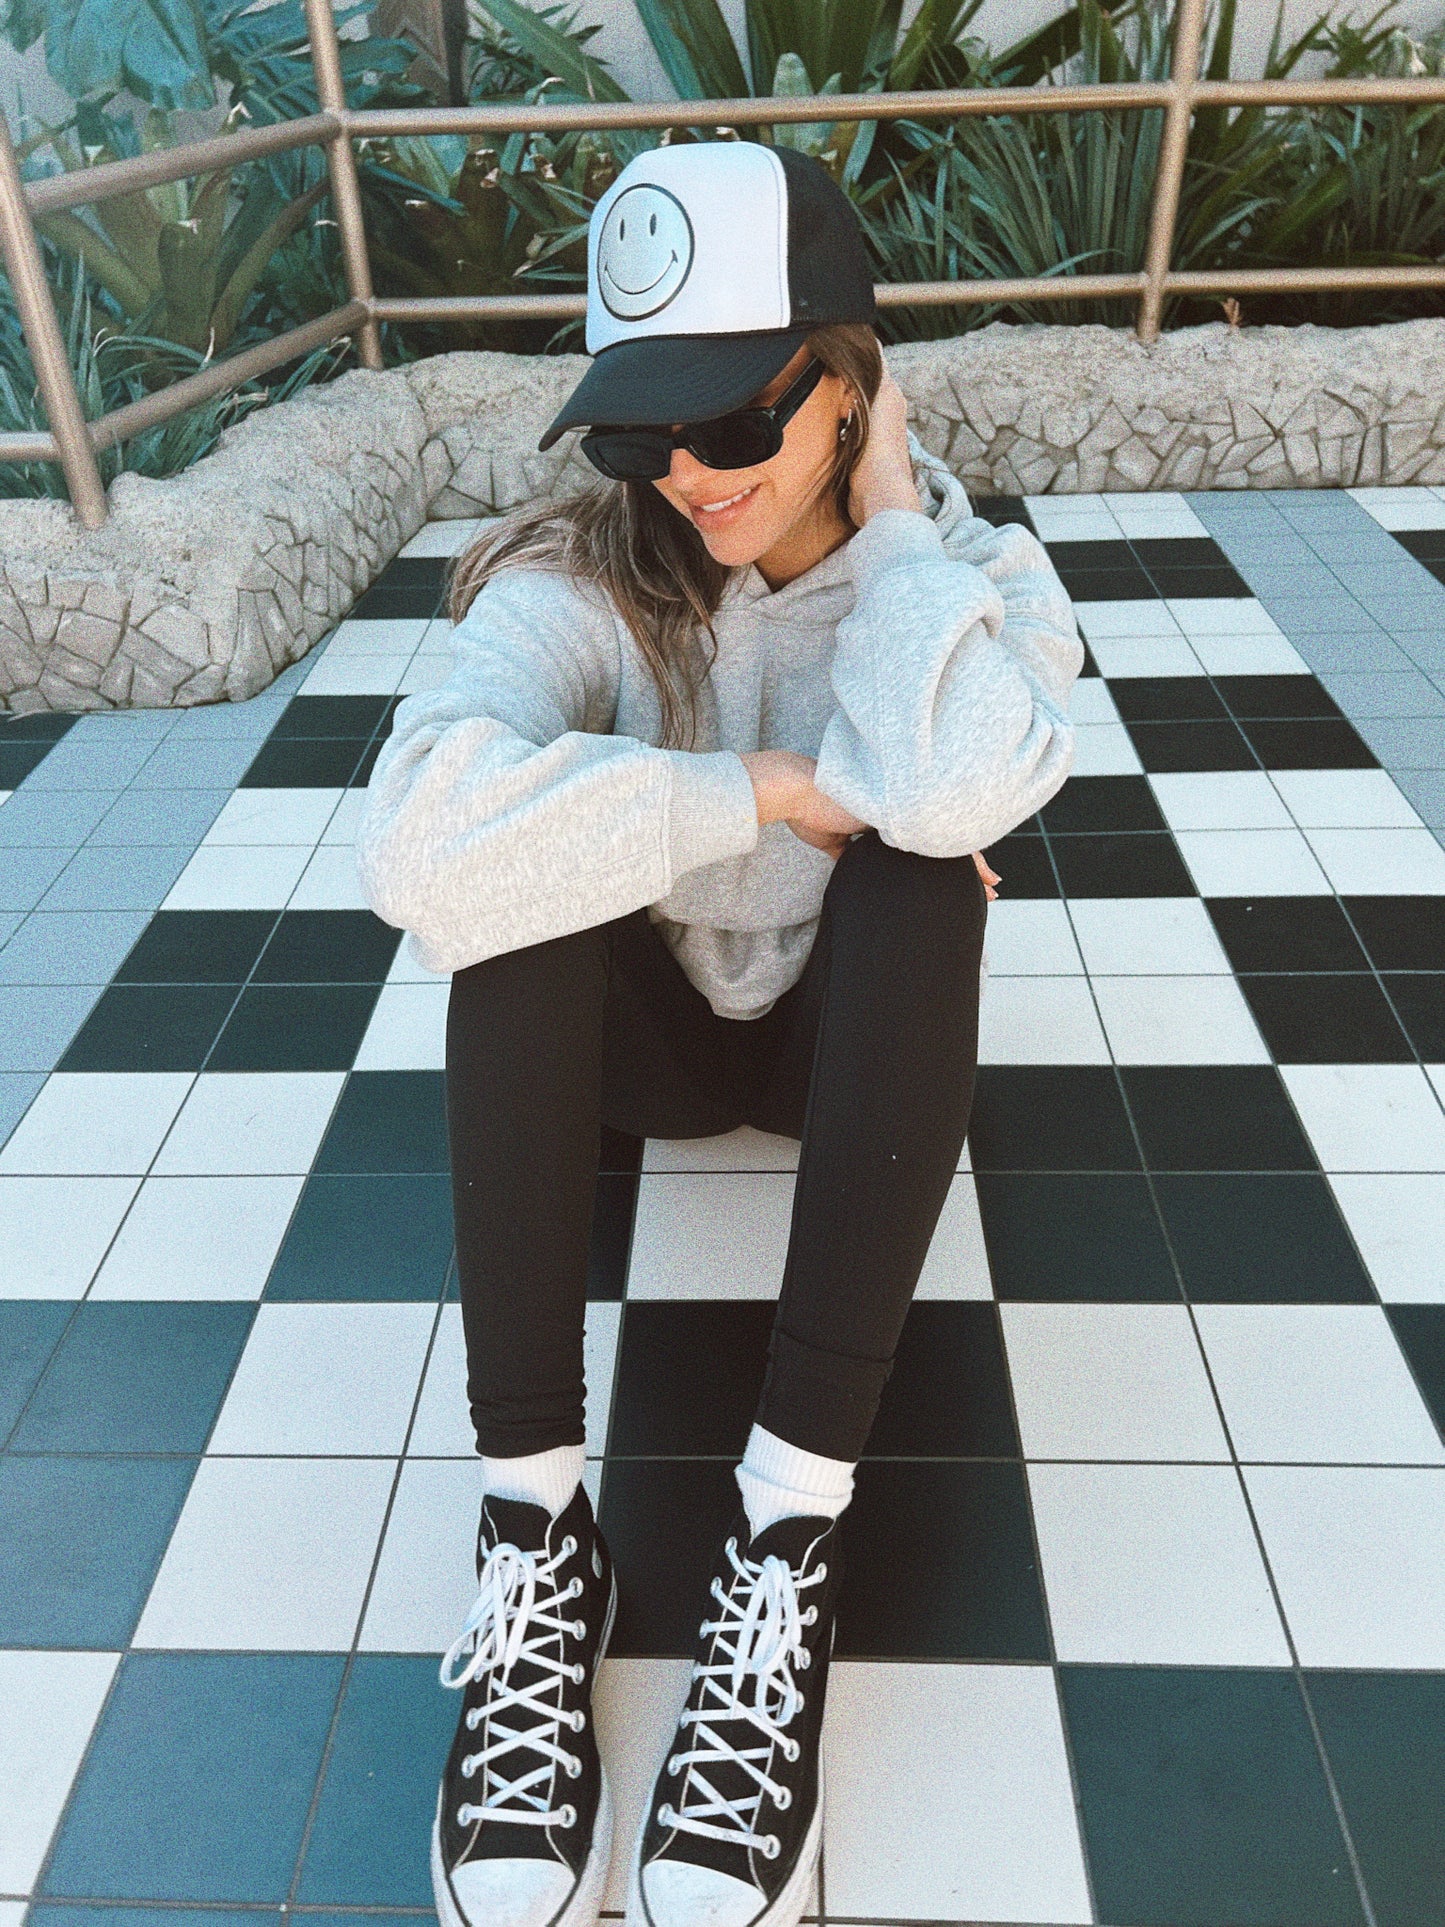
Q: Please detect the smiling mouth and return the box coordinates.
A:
[691,484,758,516]
[600,252,678,297]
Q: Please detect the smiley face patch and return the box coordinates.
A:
[596,184,695,321]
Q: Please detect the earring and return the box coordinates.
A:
[839,414,853,440]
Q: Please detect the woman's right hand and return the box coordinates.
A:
[739,750,869,860]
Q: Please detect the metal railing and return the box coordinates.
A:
[3,0,1445,525]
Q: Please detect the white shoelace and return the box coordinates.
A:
[439,1533,588,1830]
[659,1537,826,1859]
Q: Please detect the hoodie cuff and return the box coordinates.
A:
[846,506,946,590]
[663,748,760,880]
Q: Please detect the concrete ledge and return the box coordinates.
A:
[4,318,1445,713]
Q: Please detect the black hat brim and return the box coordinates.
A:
[537,329,811,452]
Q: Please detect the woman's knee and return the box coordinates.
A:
[826,829,987,950]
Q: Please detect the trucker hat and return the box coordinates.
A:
[537,141,877,452]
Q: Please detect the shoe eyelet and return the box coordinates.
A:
[570,1663,585,1684]
[559,1804,577,1829]
[460,1756,477,1779]
[785,1740,800,1763]
[773,1787,792,1811]
[725,1538,738,1557]
[573,1618,587,1639]
[565,1754,582,1779]
[659,1804,677,1828]
[797,1651,811,1669]
[763,1836,781,1860]
[465,1709,481,1731]
[803,1607,817,1625]
[571,1709,586,1732]
[567,1577,583,1599]
[667,1755,681,1776]
[562,1536,578,1557]
[814,1564,827,1581]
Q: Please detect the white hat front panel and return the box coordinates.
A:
[585,144,792,354]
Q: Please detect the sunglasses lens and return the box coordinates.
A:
[686,416,778,470]
[581,431,671,481]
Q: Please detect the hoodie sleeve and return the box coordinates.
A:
[812,496,1084,859]
[356,567,760,972]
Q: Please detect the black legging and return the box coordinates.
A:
[446,829,987,1465]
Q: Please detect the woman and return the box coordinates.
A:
[359,141,1081,1927]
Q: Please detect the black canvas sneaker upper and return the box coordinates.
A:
[636,1510,842,1927]
[436,1482,615,1920]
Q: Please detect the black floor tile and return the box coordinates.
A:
[1239,717,1377,769]
[588,1173,640,1302]
[350,558,446,619]
[1080,640,1102,677]
[1144,564,1252,599]
[979,830,1058,897]
[1237,973,1413,1063]
[968,1067,1141,1170]
[1345,896,1445,972]
[1215,674,1344,720]
[264,1174,454,1302]
[0,712,76,741]
[1154,1174,1375,1303]
[0,741,55,786]
[269,695,393,741]
[609,1302,773,1457]
[1050,831,1197,897]
[1039,775,1169,835]
[1207,897,1372,974]
[1129,536,1233,572]
[598,1458,743,1656]
[58,983,239,1072]
[312,1071,450,1173]
[1121,1066,1319,1171]
[115,909,279,984]
[977,1172,1180,1300]
[7,1304,254,1453]
[1124,719,1258,772]
[1060,1666,1366,1927]
[206,984,383,1072]
[868,1303,1019,1456]
[239,737,370,788]
[1391,527,1445,563]
[253,911,403,984]
[1110,677,1230,723]
[838,1461,1049,1660]
[352,736,386,787]
[1307,1670,1445,1927]
[1046,540,1137,572]
[967,494,1033,532]
[0,1304,73,1444]
[1384,974,1445,1058]
[1057,567,1157,601]
[1384,1306,1445,1442]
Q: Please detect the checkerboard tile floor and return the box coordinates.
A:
[3,487,1445,1927]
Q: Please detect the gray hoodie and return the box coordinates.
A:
[358,438,1083,1020]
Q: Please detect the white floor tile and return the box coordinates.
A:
[1112,503,1209,539]
[1093,974,1269,1064]
[322,618,431,653]
[0,1650,120,1891]
[980,899,1083,975]
[1187,631,1310,675]
[1245,1464,1445,1667]
[1305,826,1445,894]
[978,975,1110,1064]
[1067,676,1121,724]
[1270,768,1423,830]
[1195,1305,1445,1464]
[0,1072,193,1176]
[287,844,371,910]
[914,1174,993,1300]
[1348,486,1445,530]
[1149,771,1294,833]
[1087,635,1203,678]
[162,843,311,911]
[1327,1173,1445,1300]
[301,654,410,696]
[134,1455,394,1650]
[400,518,483,557]
[1175,828,1331,896]
[0,1175,139,1297]
[321,789,369,847]
[352,982,450,1071]
[1068,722,1144,776]
[408,1302,620,1462]
[1029,1462,1290,1666]
[1068,897,1232,975]
[152,1070,344,1175]
[594,1660,697,1912]
[202,788,345,846]
[1281,1063,1445,1172]
[1073,599,1184,639]
[823,1662,1092,1924]
[627,1174,794,1298]
[641,1127,800,1172]
[88,1174,303,1299]
[209,1302,436,1454]
[359,1456,485,1651]
[1001,1303,1230,1460]
[1168,596,1283,637]
[385,935,451,984]
[398,654,451,694]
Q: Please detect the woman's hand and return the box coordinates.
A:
[847,369,923,528]
[973,851,1000,901]
[740,750,869,860]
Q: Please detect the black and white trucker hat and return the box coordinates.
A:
[537,142,877,451]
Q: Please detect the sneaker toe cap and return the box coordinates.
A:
[641,1859,762,1927]
[447,1857,575,1927]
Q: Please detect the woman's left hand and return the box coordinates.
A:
[973,852,1001,901]
[847,369,923,527]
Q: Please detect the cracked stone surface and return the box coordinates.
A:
[4,318,1445,713]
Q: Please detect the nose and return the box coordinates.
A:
[668,445,716,487]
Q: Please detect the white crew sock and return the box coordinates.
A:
[735,1423,856,1540]
[481,1443,584,1519]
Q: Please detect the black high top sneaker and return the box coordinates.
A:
[433,1482,617,1927]
[630,1511,842,1927]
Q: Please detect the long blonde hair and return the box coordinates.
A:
[448,323,884,750]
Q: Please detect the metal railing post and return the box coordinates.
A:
[0,110,108,526]
[1137,0,1209,344]
[303,0,384,369]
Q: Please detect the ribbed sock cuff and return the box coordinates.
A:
[735,1423,856,1540]
[481,1443,584,1518]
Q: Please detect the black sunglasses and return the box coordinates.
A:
[580,356,825,482]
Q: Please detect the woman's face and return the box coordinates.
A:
[650,344,854,572]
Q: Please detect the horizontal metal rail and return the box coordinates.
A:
[23,113,341,216]
[0,428,60,462]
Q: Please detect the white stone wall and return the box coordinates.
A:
[4,318,1445,714]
